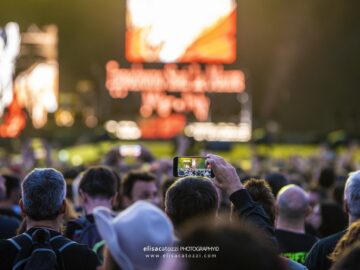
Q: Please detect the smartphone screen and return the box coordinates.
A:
[119,145,141,157]
[173,156,214,178]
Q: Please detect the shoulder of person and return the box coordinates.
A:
[287,259,309,270]
[0,238,22,269]
[314,230,345,250]
[0,215,20,225]
[62,241,100,266]
[305,231,345,270]
[0,238,18,251]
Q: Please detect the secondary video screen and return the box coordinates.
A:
[177,157,212,178]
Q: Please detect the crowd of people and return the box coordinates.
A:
[0,141,360,270]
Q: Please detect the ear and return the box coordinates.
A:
[229,203,234,222]
[59,200,67,215]
[110,192,117,204]
[79,190,87,204]
[111,192,121,208]
[19,198,26,217]
[123,196,132,208]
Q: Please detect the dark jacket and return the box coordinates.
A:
[305,230,345,270]
[0,215,20,239]
[230,188,277,246]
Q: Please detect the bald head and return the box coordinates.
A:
[277,185,309,220]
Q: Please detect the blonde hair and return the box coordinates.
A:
[329,220,360,262]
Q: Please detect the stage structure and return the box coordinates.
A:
[105,0,252,141]
[0,23,59,137]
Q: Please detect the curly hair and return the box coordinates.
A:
[329,220,360,263]
[243,178,276,225]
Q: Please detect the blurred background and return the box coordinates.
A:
[1,0,360,168]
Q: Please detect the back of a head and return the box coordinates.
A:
[277,184,309,221]
[165,177,218,229]
[79,166,119,199]
[344,171,360,220]
[319,167,336,189]
[22,168,66,221]
[331,243,360,270]
[3,174,21,200]
[265,172,289,197]
[161,177,176,205]
[122,170,156,198]
[244,178,276,225]
[179,219,285,270]
[319,202,347,238]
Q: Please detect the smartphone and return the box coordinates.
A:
[119,145,141,157]
[173,156,214,178]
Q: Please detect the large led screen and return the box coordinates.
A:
[126,0,237,63]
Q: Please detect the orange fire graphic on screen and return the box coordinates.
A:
[126,0,237,63]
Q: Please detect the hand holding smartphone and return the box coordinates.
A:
[173,156,214,178]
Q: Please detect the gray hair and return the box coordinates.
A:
[22,168,66,221]
[344,171,360,219]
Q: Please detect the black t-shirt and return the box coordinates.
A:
[275,229,318,264]
[0,215,20,239]
[0,227,100,270]
[305,230,345,270]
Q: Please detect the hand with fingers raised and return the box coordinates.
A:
[206,154,244,197]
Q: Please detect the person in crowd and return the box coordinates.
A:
[207,154,276,239]
[0,174,20,239]
[329,220,360,264]
[159,218,286,270]
[160,176,176,209]
[305,170,360,270]
[63,165,86,212]
[307,202,347,238]
[319,168,336,193]
[166,154,275,243]
[333,180,346,207]
[149,158,173,185]
[243,178,276,224]
[165,176,218,233]
[0,168,100,270]
[122,170,160,207]
[0,173,21,220]
[65,166,119,258]
[307,186,327,208]
[242,179,309,270]
[102,145,155,176]
[265,172,289,197]
[330,243,360,270]
[275,185,318,264]
[93,200,174,270]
